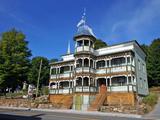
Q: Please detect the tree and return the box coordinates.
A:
[28,56,49,87]
[49,58,58,63]
[94,39,107,50]
[148,39,160,86]
[141,38,160,87]
[0,29,31,93]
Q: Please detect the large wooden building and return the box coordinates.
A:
[49,13,149,111]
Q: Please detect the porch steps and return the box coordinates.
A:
[88,93,107,111]
[60,95,73,109]
[88,84,107,111]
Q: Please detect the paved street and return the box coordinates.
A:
[0,109,150,120]
[144,97,160,120]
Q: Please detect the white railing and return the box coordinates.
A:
[96,65,135,74]
[96,69,106,74]
[50,75,56,79]
[76,46,94,53]
[76,67,94,73]
[111,66,126,73]
[109,85,134,92]
[50,72,73,79]
[75,86,97,92]
[49,88,73,94]
[110,86,128,92]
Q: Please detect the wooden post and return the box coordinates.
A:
[36,59,43,98]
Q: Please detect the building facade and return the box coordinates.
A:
[49,15,149,110]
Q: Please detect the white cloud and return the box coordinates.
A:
[102,0,160,44]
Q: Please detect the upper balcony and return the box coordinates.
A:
[96,56,135,74]
[75,39,95,54]
[50,65,74,80]
[75,46,94,53]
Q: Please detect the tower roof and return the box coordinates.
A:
[75,24,95,37]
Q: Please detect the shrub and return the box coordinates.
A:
[41,86,49,95]
[142,93,158,107]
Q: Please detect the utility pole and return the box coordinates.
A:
[36,59,43,98]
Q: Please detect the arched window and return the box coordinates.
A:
[84,58,89,67]
[76,77,82,86]
[76,59,82,68]
[83,77,89,86]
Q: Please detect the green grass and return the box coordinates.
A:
[143,93,158,107]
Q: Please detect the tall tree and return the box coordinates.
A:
[148,39,160,86]
[28,56,49,87]
[0,29,31,92]
[94,39,107,50]
[141,38,160,87]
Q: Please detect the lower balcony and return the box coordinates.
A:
[108,85,136,92]
[49,88,73,94]
[74,86,97,92]
[49,86,97,94]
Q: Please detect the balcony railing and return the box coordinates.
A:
[96,65,135,74]
[74,86,97,92]
[50,72,73,79]
[49,88,73,94]
[49,86,97,94]
[75,46,94,53]
[108,85,136,92]
[76,67,95,73]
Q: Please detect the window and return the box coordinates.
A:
[111,57,125,66]
[140,78,142,88]
[127,57,130,64]
[84,40,89,46]
[96,60,105,69]
[112,76,127,86]
[77,41,83,47]
[138,60,141,70]
[142,64,145,73]
[144,80,147,89]
[107,60,110,67]
[60,66,70,74]
[51,68,56,75]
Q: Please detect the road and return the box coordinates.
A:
[0,109,150,120]
[144,96,160,120]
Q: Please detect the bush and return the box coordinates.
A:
[41,86,49,95]
[143,93,158,107]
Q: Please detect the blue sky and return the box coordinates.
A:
[0,0,160,59]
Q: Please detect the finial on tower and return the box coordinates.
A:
[67,41,71,54]
[77,8,86,27]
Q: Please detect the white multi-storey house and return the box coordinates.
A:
[49,14,149,111]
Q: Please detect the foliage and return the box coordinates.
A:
[28,56,49,87]
[49,58,58,63]
[141,38,160,87]
[40,86,49,95]
[94,39,107,50]
[143,93,158,107]
[0,29,31,92]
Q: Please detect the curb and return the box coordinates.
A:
[0,106,142,119]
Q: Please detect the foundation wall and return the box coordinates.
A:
[105,92,136,106]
